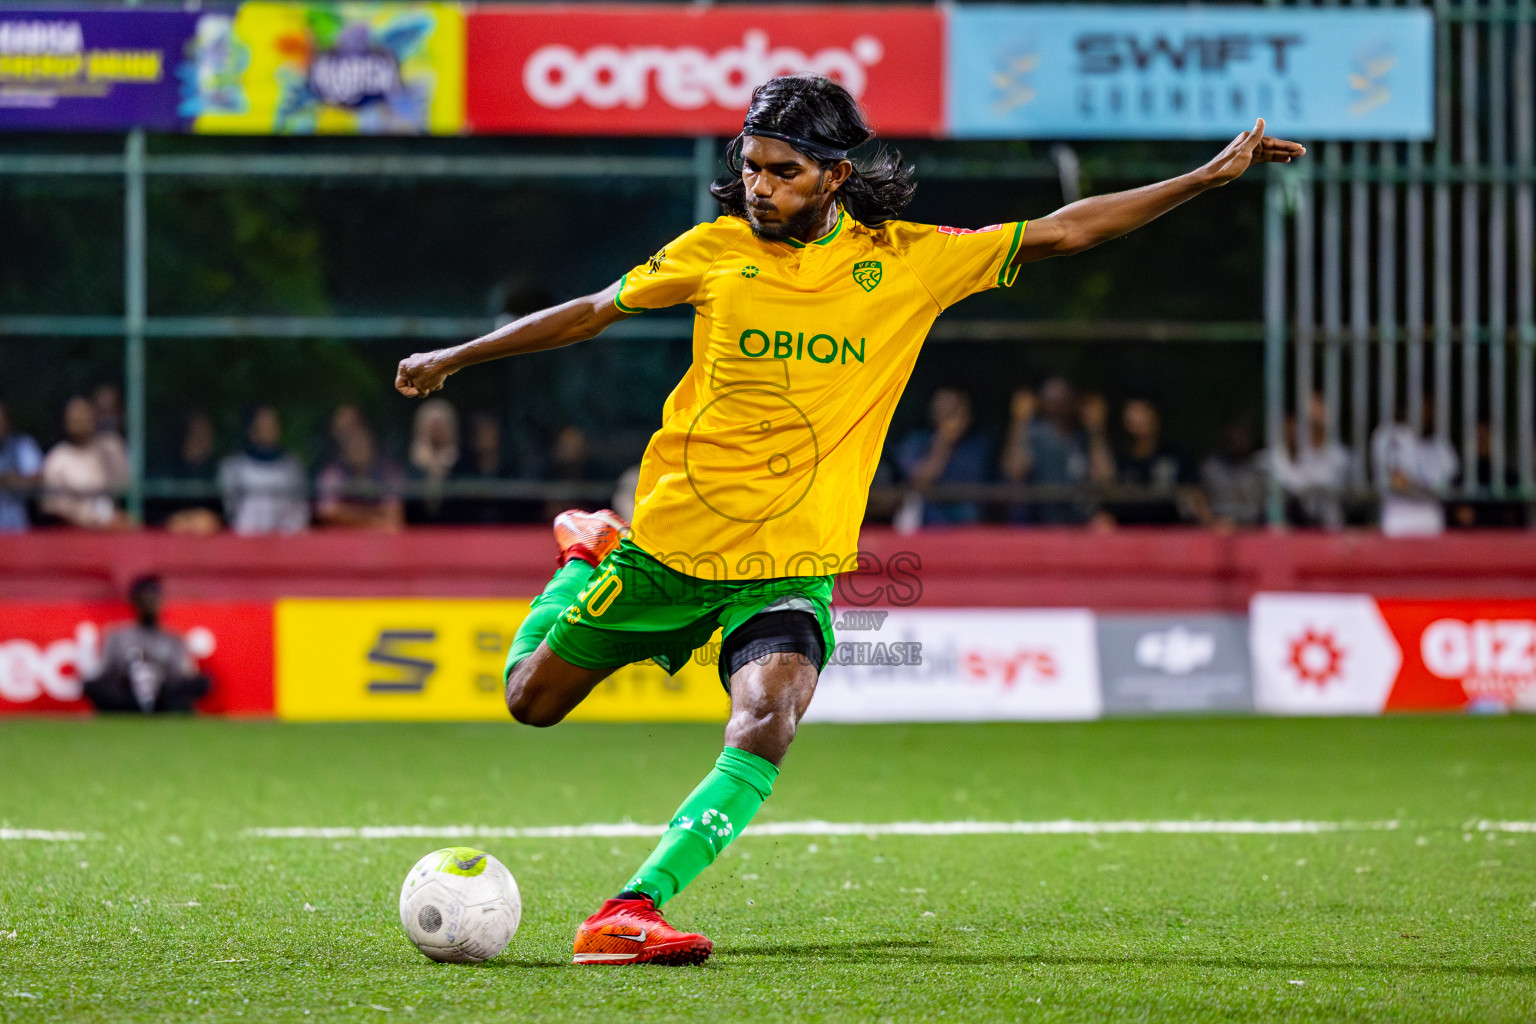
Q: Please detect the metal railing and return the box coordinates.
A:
[1263,0,1536,524]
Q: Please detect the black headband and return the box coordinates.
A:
[740,123,849,163]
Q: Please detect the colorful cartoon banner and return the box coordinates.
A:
[465,5,944,137]
[947,5,1434,140]
[274,599,730,722]
[184,2,464,135]
[0,602,274,715]
[0,8,197,130]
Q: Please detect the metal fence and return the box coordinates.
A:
[1263,0,1536,524]
[5,0,1532,525]
[0,133,1266,520]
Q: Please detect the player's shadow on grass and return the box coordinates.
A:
[722,944,1536,979]
[726,940,934,958]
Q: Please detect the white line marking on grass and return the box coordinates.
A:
[1477,820,1536,833]
[0,829,87,841]
[241,819,1448,840]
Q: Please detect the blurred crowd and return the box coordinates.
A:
[890,378,1525,536]
[0,386,612,536]
[0,379,1525,537]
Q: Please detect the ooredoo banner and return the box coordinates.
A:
[1250,594,1536,714]
[0,602,274,715]
[808,608,1102,722]
[465,6,944,136]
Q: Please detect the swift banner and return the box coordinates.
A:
[185,2,465,135]
[274,599,730,722]
[1251,594,1536,714]
[0,602,274,715]
[0,9,196,130]
[808,608,1102,723]
[947,5,1434,140]
[465,6,944,136]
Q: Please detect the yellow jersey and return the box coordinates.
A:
[614,209,1026,580]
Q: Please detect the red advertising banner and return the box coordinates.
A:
[0,602,274,715]
[1251,594,1536,714]
[1381,600,1536,712]
[465,5,944,136]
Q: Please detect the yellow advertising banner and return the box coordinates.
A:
[187,3,465,135]
[275,599,730,722]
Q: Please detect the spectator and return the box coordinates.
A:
[327,403,365,462]
[1103,398,1190,525]
[91,382,124,437]
[82,575,209,714]
[896,387,990,526]
[149,410,222,534]
[41,396,130,529]
[543,424,597,520]
[550,425,592,481]
[1372,398,1458,538]
[1268,394,1351,530]
[407,398,460,524]
[1450,422,1525,528]
[448,411,521,524]
[0,400,43,534]
[999,377,1097,524]
[219,405,308,535]
[1198,416,1265,528]
[466,412,505,479]
[315,417,404,530]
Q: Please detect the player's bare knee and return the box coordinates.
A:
[504,665,564,727]
[508,690,566,728]
[725,701,798,758]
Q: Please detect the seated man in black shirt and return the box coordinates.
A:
[1103,398,1192,526]
[82,575,210,713]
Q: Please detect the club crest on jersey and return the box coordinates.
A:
[647,248,667,274]
[852,261,882,292]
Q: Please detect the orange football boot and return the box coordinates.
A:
[552,508,629,568]
[572,896,713,966]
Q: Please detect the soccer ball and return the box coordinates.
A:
[398,847,521,963]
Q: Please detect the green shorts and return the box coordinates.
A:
[544,538,836,690]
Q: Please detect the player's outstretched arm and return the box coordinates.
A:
[1011,118,1305,265]
[395,280,631,397]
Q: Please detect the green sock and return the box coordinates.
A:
[502,560,594,679]
[624,747,779,907]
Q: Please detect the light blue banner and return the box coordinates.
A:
[948,6,1434,140]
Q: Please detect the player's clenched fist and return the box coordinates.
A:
[395,350,452,398]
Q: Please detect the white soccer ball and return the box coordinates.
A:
[398,847,521,963]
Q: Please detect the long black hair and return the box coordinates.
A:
[710,75,916,227]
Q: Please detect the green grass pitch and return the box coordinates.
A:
[2,716,1534,1022]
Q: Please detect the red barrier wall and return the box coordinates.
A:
[2,528,1534,609]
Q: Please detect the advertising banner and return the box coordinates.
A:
[0,8,197,131]
[275,599,730,721]
[465,6,944,136]
[1096,614,1251,714]
[186,2,464,135]
[1251,594,1536,714]
[0,602,274,715]
[947,5,1434,140]
[808,608,1102,723]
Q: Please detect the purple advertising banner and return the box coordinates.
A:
[0,9,197,130]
